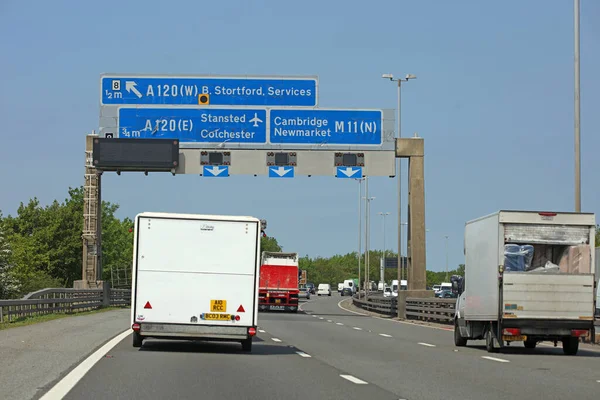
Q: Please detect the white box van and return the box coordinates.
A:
[317,283,331,296]
[130,212,261,352]
[455,210,596,355]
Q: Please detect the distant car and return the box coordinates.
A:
[317,283,331,296]
[341,287,353,296]
[435,289,457,298]
[306,283,316,294]
[298,286,311,299]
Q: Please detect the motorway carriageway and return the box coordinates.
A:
[42,296,600,400]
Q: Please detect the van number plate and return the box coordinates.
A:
[203,313,231,321]
[502,335,527,341]
[210,300,227,312]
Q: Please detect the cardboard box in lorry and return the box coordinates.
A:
[130,212,261,352]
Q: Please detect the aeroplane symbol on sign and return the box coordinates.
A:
[249,113,263,127]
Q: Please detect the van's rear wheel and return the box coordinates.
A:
[133,332,143,348]
[562,337,579,355]
[485,328,498,353]
[241,338,252,352]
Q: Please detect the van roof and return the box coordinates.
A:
[136,212,260,223]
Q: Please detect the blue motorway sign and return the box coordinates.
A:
[268,166,294,178]
[118,108,267,144]
[269,109,382,146]
[336,166,363,179]
[203,165,229,177]
[101,74,317,107]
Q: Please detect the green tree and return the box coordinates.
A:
[261,235,282,252]
[2,187,134,295]
[595,225,599,247]
[0,213,20,298]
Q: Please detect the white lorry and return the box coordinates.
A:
[454,210,596,355]
[130,212,261,352]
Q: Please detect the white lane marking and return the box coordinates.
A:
[298,299,314,312]
[353,327,362,330]
[258,329,266,333]
[481,356,510,363]
[319,317,324,320]
[337,298,369,316]
[296,351,312,358]
[418,342,436,347]
[327,320,333,322]
[312,315,318,318]
[40,329,131,400]
[379,333,392,338]
[336,322,344,326]
[271,338,282,343]
[340,374,368,384]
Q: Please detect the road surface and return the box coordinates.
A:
[44,296,599,399]
[0,308,130,400]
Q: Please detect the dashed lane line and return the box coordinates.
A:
[481,356,510,363]
[340,375,368,384]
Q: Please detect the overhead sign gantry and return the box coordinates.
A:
[83,73,428,314]
[98,73,395,178]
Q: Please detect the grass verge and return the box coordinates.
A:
[0,306,129,331]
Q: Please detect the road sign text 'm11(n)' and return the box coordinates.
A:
[269,109,383,146]
[101,74,318,107]
[118,108,267,144]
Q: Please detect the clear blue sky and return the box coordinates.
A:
[1,0,598,272]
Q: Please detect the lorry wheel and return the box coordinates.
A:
[454,320,467,347]
[133,332,143,348]
[485,329,498,353]
[241,338,253,352]
[562,337,579,355]
[524,339,537,349]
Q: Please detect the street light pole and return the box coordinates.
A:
[382,73,416,290]
[574,0,581,212]
[444,235,449,281]
[363,177,375,298]
[378,212,390,284]
[364,176,369,295]
[356,178,363,297]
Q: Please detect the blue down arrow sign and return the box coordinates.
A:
[203,165,229,177]
[269,166,294,178]
[336,166,363,178]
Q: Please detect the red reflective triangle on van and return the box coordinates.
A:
[144,301,152,309]
[237,305,245,312]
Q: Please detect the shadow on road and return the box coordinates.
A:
[137,337,299,356]
[467,344,600,358]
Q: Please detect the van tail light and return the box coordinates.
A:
[538,212,557,217]
[235,315,240,321]
[571,329,588,337]
[503,328,521,336]
[248,327,257,336]
[132,323,141,332]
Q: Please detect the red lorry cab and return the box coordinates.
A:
[258,252,299,312]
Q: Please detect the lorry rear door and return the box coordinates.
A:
[501,216,595,321]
